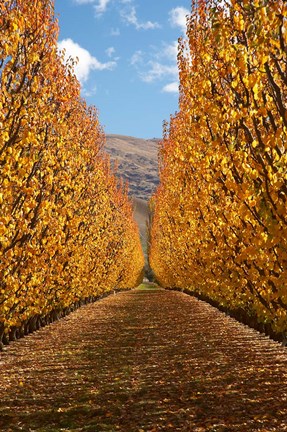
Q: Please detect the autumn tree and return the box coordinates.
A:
[149,0,287,335]
[0,0,144,346]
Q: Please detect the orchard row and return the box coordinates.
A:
[0,0,144,346]
[149,0,287,335]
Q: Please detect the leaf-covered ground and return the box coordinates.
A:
[1,285,287,431]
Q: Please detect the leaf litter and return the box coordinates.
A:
[0,287,287,431]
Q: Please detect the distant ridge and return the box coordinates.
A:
[105,134,159,201]
[105,134,159,257]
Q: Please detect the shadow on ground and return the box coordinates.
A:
[1,287,287,431]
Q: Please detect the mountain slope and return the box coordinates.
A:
[105,134,159,258]
[105,134,159,201]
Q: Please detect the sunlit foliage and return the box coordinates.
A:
[0,0,144,341]
[149,0,287,333]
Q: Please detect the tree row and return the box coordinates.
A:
[149,0,287,336]
[0,0,144,347]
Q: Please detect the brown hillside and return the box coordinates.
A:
[105,134,159,256]
[105,134,159,201]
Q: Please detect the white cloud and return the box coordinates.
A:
[82,85,97,97]
[74,0,160,30]
[162,41,178,61]
[110,27,120,36]
[106,46,115,57]
[130,50,143,66]
[130,38,179,95]
[74,0,96,3]
[131,40,178,84]
[162,82,179,93]
[169,7,189,33]
[140,62,178,83]
[121,6,160,30]
[58,38,116,84]
[94,0,111,16]
[74,0,111,15]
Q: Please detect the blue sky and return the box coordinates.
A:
[54,0,190,139]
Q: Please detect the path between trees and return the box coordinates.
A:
[1,285,287,432]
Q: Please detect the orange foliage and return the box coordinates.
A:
[0,0,144,339]
[149,0,287,333]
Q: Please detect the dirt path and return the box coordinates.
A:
[1,286,287,431]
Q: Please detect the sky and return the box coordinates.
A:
[54,0,191,139]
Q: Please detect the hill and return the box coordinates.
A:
[105,134,159,201]
[105,134,159,259]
